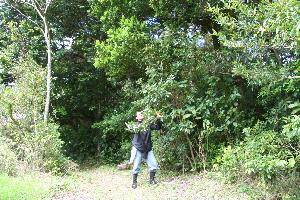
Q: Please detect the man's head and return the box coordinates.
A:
[135,111,144,121]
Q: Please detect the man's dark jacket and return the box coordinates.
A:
[132,120,162,155]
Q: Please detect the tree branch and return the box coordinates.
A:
[7,2,44,35]
[288,76,300,79]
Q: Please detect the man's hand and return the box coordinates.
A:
[156,111,162,120]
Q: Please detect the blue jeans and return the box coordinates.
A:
[132,150,158,175]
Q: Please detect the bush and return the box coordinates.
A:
[214,121,295,183]
[0,56,69,175]
[0,136,18,176]
[0,121,69,175]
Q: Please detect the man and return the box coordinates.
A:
[131,111,162,189]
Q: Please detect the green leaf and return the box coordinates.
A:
[291,108,300,115]
[288,157,295,168]
[183,114,191,120]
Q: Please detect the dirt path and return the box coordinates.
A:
[52,166,250,200]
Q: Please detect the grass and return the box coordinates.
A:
[0,174,52,200]
[0,172,74,200]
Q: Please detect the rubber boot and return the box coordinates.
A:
[132,174,138,189]
[149,170,157,185]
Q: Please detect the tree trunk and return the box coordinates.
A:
[43,20,51,123]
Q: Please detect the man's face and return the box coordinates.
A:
[136,112,144,121]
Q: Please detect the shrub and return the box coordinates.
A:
[0,136,18,176]
[0,55,69,175]
[214,121,295,183]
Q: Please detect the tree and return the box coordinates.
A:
[0,18,68,174]
[46,0,117,162]
[88,0,300,176]
[208,0,300,84]
[5,0,53,123]
[89,0,247,170]
[208,0,300,183]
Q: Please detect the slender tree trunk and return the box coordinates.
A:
[43,20,51,123]
[30,0,52,123]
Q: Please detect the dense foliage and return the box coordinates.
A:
[0,19,67,175]
[0,1,299,196]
